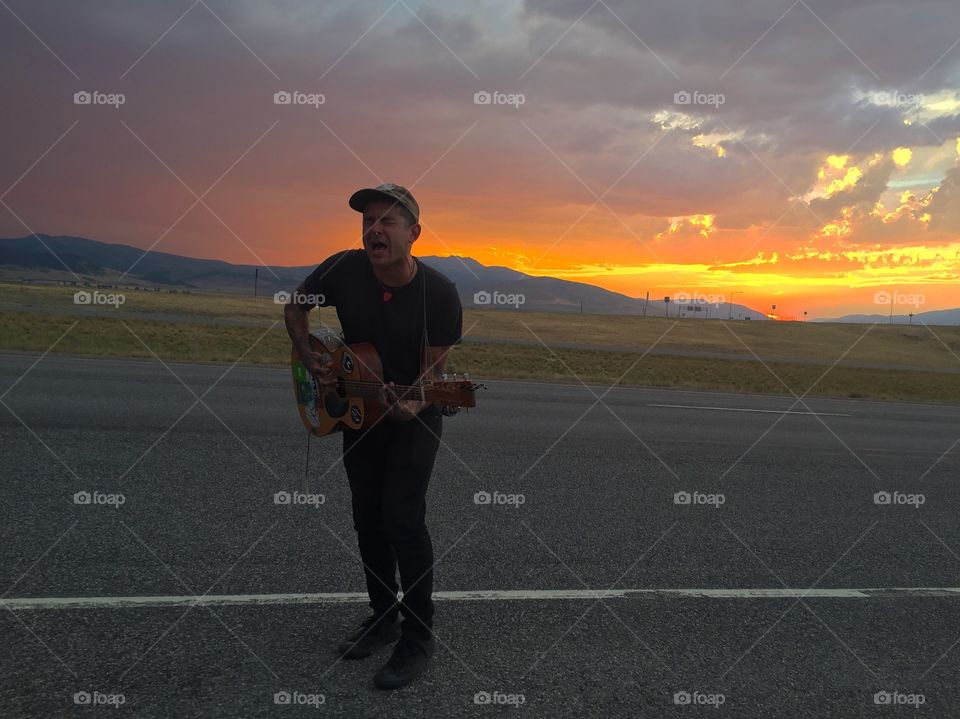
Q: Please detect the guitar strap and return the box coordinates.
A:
[303,431,312,486]
[420,257,430,382]
[419,258,460,417]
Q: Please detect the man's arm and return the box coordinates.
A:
[384,277,463,420]
[383,345,452,421]
[283,282,336,386]
[284,282,313,360]
[425,344,452,379]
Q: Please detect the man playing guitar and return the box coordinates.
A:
[283,183,462,689]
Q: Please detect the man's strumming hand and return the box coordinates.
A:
[303,351,338,387]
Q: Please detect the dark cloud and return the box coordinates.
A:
[810,156,896,218]
[2,0,960,265]
[924,165,960,232]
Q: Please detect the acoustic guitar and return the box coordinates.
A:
[291,330,481,436]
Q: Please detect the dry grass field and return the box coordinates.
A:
[1,279,959,404]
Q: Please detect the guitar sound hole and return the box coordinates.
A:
[323,391,349,419]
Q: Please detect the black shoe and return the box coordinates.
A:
[373,635,435,690]
[337,614,401,659]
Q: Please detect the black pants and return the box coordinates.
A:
[342,409,441,641]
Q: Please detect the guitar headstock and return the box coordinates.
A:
[426,379,485,408]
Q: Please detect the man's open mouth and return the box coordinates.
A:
[369,241,388,253]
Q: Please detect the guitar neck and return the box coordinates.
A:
[336,380,441,404]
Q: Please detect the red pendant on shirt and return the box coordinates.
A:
[383,291,392,302]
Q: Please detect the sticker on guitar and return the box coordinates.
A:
[291,334,483,437]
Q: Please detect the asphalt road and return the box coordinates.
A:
[2,352,959,717]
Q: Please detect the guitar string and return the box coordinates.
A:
[336,379,473,395]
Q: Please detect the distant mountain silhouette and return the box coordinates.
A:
[0,233,768,318]
[817,310,960,325]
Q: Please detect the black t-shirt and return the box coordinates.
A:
[300,250,462,386]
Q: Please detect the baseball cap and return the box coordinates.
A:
[348,183,420,223]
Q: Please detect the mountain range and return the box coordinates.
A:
[816,310,960,325]
[1,234,957,323]
[0,234,764,318]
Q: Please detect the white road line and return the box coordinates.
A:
[5,587,960,610]
[648,403,851,417]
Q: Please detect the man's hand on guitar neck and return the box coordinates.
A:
[382,382,427,422]
[380,344,455,421]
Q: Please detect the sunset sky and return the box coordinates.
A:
[2,0,960,318]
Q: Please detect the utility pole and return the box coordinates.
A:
[728,291,743,319]
[254,268,259,298]
[642,291,649,318]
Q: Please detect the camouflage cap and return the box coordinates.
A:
[348,183,420,223]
